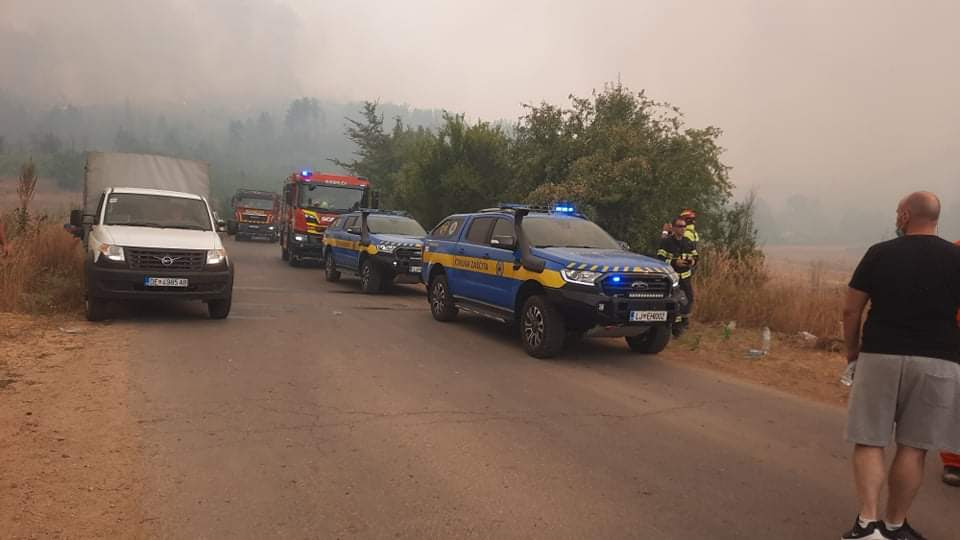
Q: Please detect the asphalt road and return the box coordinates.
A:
[120,237,959,539]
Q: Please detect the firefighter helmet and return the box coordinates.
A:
[679,208,697,221]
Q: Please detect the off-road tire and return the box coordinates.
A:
[324,252,341,282]
[520,295,565,358]
[85,297,107,322]
[428,274,458,322]
[208,295,232,319]
[625,325,671,354]
[359,259,382,294]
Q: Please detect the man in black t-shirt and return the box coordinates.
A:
[840,192,960,540]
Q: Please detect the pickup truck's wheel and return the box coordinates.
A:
[625,325,671,354]
[85,297,107,322]
[208,295,232,319]
[521,295,565,358]
[428,274,458,321]
[359,259,382,294]
[324,252,341,282]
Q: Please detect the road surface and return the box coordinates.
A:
[119,237,958,539]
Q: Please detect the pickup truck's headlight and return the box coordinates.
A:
[377,244,397,254]
[97,244,125,263]
[293,234,306,242]
[666,268,680,287]
[560,268,602,286]
[206,249,227,266]
[268,226,275,231]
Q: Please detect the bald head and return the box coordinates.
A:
[897,191,941,235]
[901,191,941,222]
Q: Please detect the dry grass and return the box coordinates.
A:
[0,216,84,314]
[693,248,844,339]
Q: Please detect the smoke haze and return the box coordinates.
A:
[2,0,959,240]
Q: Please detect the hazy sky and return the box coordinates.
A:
[2,0,959,207]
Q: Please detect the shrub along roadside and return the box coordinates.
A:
[693,248,842,340]
[0,216,84,314]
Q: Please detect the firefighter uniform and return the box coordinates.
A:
[658,234,697,331]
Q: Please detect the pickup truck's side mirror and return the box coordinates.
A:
[216,219,227,232]
[490,235,517,251]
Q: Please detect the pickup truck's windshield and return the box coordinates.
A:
[235,198,274,210]
[299,184,364,212]
[368,215,426,236]
[103,193,212,231]
[524,216,620,250]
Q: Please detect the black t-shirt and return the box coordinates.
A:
[849,235,960,362]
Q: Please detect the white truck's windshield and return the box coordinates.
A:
[103,193,212,231]
[299,184,364,212]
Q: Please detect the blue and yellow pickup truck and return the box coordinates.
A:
[321,210,426,293]
[421,204,684,358]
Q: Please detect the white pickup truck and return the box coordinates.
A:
[69,153,233,321]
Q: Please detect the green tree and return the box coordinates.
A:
[521,84,733,253]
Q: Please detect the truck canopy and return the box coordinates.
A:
[83,152,210,215]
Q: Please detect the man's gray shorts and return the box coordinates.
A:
[846,353,960,452]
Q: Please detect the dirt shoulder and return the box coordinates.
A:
[0,313,143,539]
[664,322,850,407]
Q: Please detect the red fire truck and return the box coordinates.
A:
[229,188,280,242]
[279,170,373,266]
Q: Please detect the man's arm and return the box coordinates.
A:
[843,287,870,363]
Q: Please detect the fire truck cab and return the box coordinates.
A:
[229,188,280,242]
[279,170,372,266]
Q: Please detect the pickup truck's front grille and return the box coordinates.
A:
[241,213,268,223]
[396,247,422,264]
[601,274,672,299]
[127,248,205,272]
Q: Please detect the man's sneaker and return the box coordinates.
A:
[882,521,927,540]
[841,517,885,539]
[943,465,960,487]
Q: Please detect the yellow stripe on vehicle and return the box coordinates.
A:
[422,251,565,288]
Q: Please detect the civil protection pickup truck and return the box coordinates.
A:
[421,204,683,358]
[70,152,233,321]
[322,210,425,293]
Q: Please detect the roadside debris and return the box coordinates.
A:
[59,326,85,335]
[722,321,736,340]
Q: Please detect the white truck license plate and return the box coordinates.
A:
[629,310,668,322]
[409,266,422,274]
[145,277,189,287]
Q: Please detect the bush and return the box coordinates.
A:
[693,248,842,339]
[0,216,84,314]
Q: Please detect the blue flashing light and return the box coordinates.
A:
[611,275,622,283]
[553,204,576,214]
[301,170,312,178]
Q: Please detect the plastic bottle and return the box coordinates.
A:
[761,327,771,353]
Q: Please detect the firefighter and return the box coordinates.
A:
[658,217,697,336]
[679,208,700,245]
